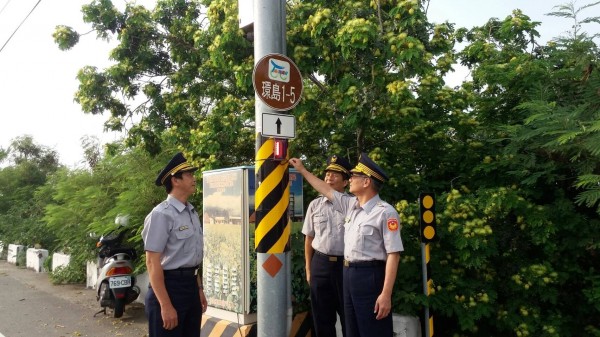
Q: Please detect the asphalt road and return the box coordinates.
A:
[0,260,148,337]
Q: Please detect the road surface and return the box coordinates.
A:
[0,260,148,337]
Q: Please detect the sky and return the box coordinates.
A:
[0,0,597,168]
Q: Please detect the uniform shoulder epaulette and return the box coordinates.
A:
[159,200,170,209]
[378,201,395,211]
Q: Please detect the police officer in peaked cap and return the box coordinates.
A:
[142,152,207,337]
[290,153,403,337]
[302,154,353,337]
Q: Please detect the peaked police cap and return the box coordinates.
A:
[155,152,198,186]
[325,154,352,179]
[350,152,389,183]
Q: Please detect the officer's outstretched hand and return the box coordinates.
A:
[288,158,305,172]
[374,293,391,320]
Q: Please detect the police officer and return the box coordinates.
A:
[142,152,207,337]
[302,155,353,337]
[290,153,403,337]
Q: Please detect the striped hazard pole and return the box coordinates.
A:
[254,137,291,337]
[419,193,436,337]
[251,1,303,336]
[255,138,291,254]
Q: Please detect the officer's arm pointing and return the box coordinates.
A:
[289,158,335,200]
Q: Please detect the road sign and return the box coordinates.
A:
[253,53,303,111]
[262,112,295,138]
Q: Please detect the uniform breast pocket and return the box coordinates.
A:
[313,214,327,235]
[359,225,374,249]
[175,228,193,252]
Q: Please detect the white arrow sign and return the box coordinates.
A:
[262,112,296,139]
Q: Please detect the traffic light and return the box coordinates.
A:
[419,192,436,243]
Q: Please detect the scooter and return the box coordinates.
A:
[94,226,140,318]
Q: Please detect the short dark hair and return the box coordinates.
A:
[164,171,184,193]
[371,178,383,193]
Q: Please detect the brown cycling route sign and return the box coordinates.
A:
[252,53,303,111]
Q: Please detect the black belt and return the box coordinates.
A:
[163,266,199,277]
[315,250,343,262]
[343,260,385,267]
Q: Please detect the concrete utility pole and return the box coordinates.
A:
[253,1,291,337]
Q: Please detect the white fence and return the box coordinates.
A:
[26,248,48,273]
[7,244,24,264]
[52,252,71,271]
[86,260,99,289]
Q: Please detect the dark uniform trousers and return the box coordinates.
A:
[343,261,392,337]
[310,251,346,337]
[145,269,202,337]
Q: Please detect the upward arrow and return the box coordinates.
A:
[276,118,282,134]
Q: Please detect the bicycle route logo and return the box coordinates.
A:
[268,58,290,83]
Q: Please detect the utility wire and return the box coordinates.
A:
[0,0,42,54]
[0,0,12,16]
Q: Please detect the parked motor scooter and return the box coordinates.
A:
[94,223,140,318]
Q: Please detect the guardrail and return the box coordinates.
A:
[26,248,48,272]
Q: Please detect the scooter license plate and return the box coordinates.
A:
[109,276,131,289]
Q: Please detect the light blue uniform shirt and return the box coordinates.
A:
[142,195,203,270]
[332,191,404,262]
[302,194,346,256]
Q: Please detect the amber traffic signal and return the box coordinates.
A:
[419,193,436,243]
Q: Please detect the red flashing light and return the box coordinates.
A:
[273,139,287,161]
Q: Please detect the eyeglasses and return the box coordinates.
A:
[351,174,369,180]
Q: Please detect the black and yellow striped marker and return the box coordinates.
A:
[200,311,313,337]
[254,137,291,254]
[254,133,291,334]
[201,315,256,337]
[422,243,434,337]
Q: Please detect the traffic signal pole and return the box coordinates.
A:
[421,242,433,337]
[419,193,436,337]
[253,1,291,337]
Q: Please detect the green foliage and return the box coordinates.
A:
[43,254,52,271]
[0,147,7,163]
[546,0,600,41]
[49,266,81,284]
[10,0,591,335]
[0,137,60,249]
[16,249,26,267]
[448,2,600,335]
[52,25,80,51]
[49,247,87,285]
[290,232,310,314]
[42,146,170,282]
